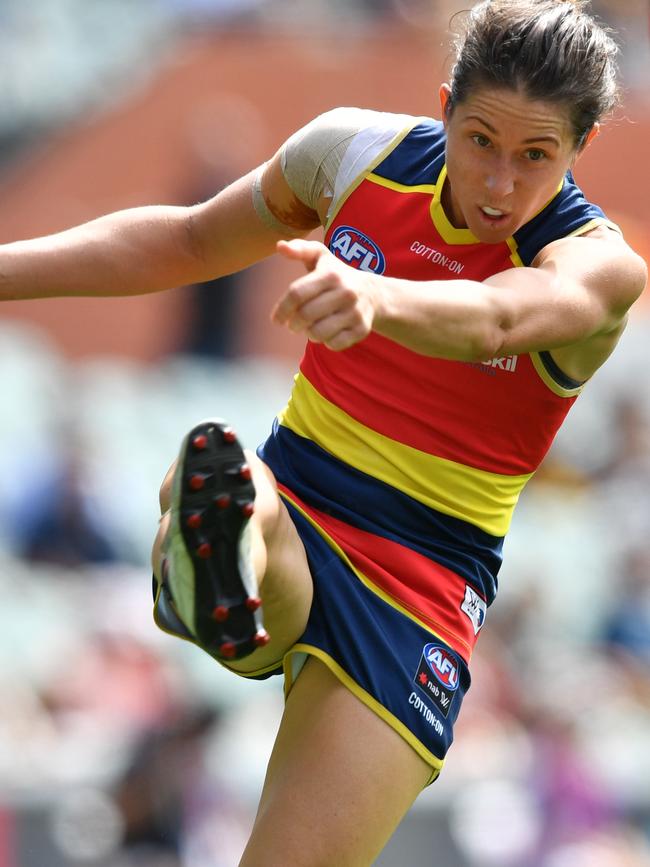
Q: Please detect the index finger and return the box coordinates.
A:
[276,238,330,272]
[271,272,332,325]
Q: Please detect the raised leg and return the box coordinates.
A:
[152,421,433,865]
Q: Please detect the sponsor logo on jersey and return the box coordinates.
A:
[409,241,464,275]
[460,585,487,635]
[482,355,518,372]
[413,643,460,719]
[466,354,519,376]
[330,225,386,274]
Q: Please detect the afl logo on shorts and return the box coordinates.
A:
[329,225,386,274]
[424,644,459,691]
[413,643,459,719]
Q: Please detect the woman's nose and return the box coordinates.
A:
[485,161,515,198]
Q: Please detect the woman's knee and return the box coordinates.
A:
[159,460,177,514]
[151,511,170,579]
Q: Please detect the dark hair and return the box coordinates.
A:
[448,0,620,148]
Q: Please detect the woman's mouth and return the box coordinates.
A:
[478,205,510,227]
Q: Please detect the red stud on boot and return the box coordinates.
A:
[222,428,237,444]
[239,464,252,481]
[189,474,206,491]
[192,434,208,451]
[245,596,262,612]
[241,502,254,518]
[219,642,237,659]
[186,513,203,530]
[212,605,230,622]
[196,543,212,559]
[254,630,270,648]
[214,494,231,510]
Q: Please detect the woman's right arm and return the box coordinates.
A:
[0,156,320,302]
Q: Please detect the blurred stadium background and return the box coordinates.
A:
[0,1,648,865]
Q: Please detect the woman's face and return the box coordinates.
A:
[441,84,585,244]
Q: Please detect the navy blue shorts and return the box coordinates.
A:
[235,499,472,782]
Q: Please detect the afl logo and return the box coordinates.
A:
[424,644,459,691]
[329,225,386,274]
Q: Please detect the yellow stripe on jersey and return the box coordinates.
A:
[366,172,438,196]
[278,373,532,536]
[429,165,479,246]
[506,236,525,268]
[367,166,482,246]
[567,217,622,238]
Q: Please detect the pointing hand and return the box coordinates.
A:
[273,239,377,351]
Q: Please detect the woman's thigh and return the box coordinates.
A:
[239,657,431,867]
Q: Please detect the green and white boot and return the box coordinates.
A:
[153,419,269,661]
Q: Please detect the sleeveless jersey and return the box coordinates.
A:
[259,116,615,664]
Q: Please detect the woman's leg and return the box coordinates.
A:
[152,423,433,863]
[240,657,432,867]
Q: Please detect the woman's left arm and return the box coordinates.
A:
[274,232,647,360]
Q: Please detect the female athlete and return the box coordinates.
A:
[1,1,646,863]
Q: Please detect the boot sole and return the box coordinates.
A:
[155,419,269,661]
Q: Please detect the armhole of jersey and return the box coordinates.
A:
[525,217,619,395]
[324,117,429,232]
[529,351,585,397]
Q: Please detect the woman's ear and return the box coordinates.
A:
[439,83,452,126]
[579,123,600,154]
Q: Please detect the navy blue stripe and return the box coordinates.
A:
[258,421,502,605]
[539,350,584,389]
[372,120,446,188]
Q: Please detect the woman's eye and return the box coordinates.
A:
[472,134,491,148]
[526,149,546,162]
